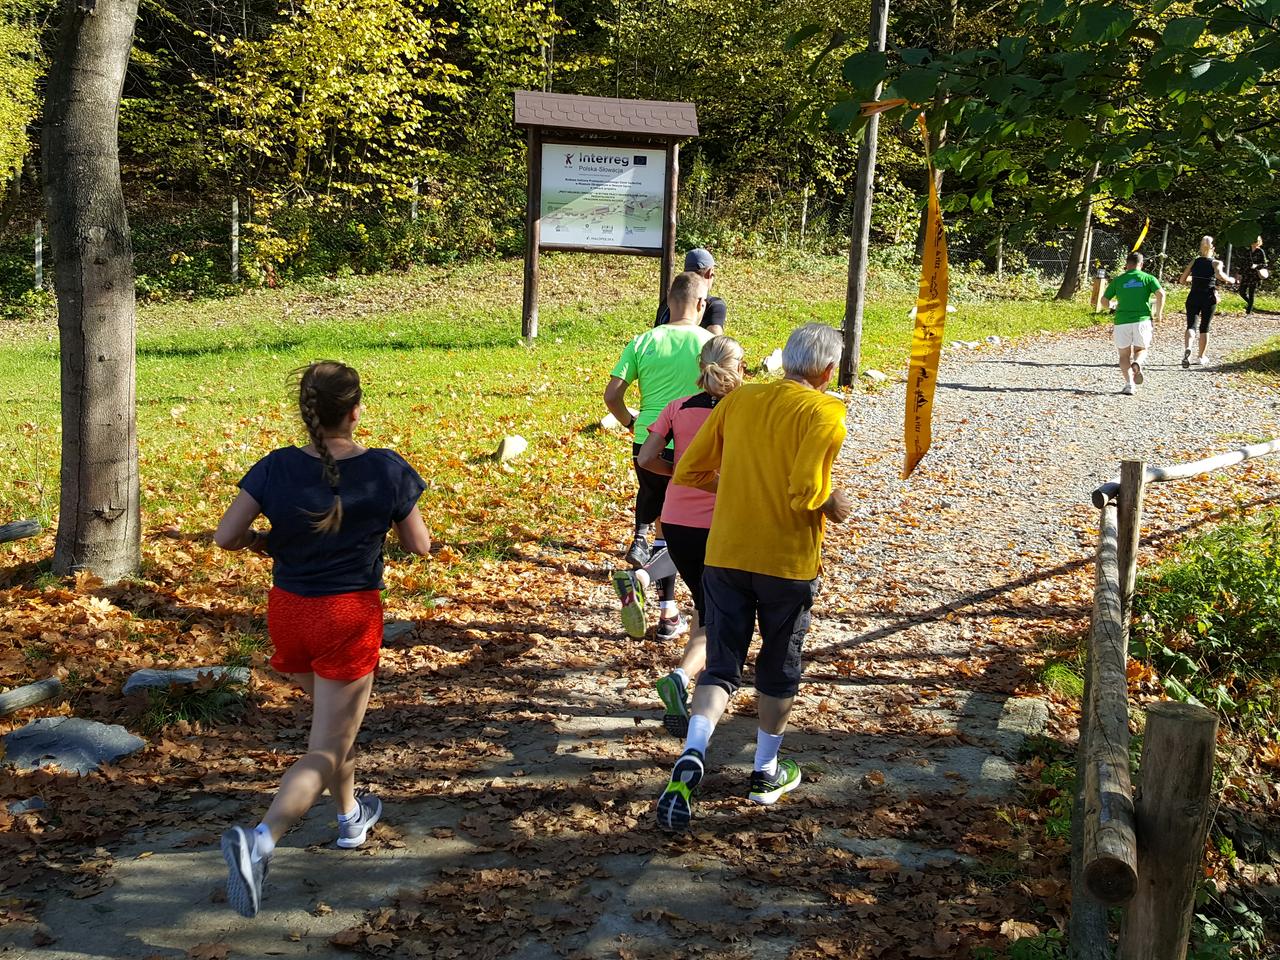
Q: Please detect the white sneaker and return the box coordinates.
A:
[336,792,383,848]
[1121,383,1135,396]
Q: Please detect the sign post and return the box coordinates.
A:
[515,92,697,342]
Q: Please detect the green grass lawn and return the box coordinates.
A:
[1,252,1239,575]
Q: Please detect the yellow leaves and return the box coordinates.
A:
[999,919,1041,941]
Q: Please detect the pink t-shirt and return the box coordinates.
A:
[652,392,719,529]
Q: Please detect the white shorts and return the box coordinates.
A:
[1113,320,1152,350]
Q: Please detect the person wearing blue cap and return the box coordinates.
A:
[655,249,726,334]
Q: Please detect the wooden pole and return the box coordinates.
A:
[1118,702,1219,960]
[0,677,63,717]
[800,185,809,248]
[1157,222,1169,282]
[1116,460,1145,634]
[838,0,889,387]
[230,198,240,282]
[996,231,1004,280]
[1083,499,1138,906]
[1224,243,1232,275]
[521,129,542,342]
[659,140,679,308]
[1082,223,1094,280]
[34,219,43,290]
[410,178,419,222]
[1069,654,1113,960]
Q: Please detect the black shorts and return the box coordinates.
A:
[1186,296,1215,333]
[632,442,673,526]
[662,523,710,620]
[701,565,819,699]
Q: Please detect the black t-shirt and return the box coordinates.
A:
[655,295,727,331]
[1188,257,1217,297]
[1242,247,1267,282]
[239,447,426,596]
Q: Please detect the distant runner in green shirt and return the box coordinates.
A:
[604,271,714,640]
[1103,252,1165,396]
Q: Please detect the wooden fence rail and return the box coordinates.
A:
[1072,441,1279,960]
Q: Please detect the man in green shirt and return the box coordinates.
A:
[1103,252,1166,395]
[604,271,714,639]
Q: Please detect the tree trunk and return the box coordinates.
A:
[1057,156,1103,300]
[43,0,141,582]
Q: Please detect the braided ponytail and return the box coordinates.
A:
[697,335,745,397]
[295,362,362,534]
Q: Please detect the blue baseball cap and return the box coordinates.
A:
[684,248,715,271]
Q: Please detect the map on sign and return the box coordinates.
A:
[540,144,666,249]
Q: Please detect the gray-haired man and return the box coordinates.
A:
[655,323,852,831]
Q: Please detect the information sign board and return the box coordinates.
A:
[540,143,667,249]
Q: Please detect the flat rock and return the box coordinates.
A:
[761,349,783,373]
[863,369,888,383]
[122,666,250,695]
[3,717,145,775]
[7,797,46,814]
[383,620,417,643]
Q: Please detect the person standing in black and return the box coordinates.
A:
[1178,236,1235,367]
[656,249,726,334]
[1236,236,1268,317]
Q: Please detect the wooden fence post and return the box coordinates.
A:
[1116,460,1146,633]
[1082,498,1138,906]
[1069,617,1113,960]
[1119,702,1218,960]
[411,178,419,222]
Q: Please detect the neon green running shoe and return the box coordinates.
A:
[611,569,648,639]
[655,671,690,738]
[656,748,704,832]
[748,758,802,806]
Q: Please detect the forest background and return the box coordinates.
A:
[2,0,1280,305]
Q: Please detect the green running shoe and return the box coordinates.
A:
[611,569,648,639]
[655,671,690,738]
[656,748,704,832]
[748,757,802,806]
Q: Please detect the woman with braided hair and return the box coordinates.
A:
[213,361,431,918]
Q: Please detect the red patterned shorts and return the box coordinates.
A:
[266,587,383,681]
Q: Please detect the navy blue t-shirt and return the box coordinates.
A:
[239,447,426,596]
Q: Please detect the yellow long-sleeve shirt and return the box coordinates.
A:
[673,378,847,581]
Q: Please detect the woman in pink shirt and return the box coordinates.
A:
[611,336,745,735]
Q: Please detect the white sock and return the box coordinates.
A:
[634,568,651,589]
[336,804,360,822]
[754,729,784,776]
[252,823,275,862]
[684,714,714,755]
[672,667,689,687]
[659,600,677,618]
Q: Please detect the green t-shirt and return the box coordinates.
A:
[610,324,714,444]
[1104,269,1162,325]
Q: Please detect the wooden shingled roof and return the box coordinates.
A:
[514,91,698,138]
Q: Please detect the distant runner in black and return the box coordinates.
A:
[1178,236,1236,367]
[1236,236,1268,317]
[656,249,726,334]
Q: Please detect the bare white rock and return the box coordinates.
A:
[599,407,639,430]
[495,435,528,461]
[863,369,888,383]
[985,335,1003,346]
[761,349,783,374]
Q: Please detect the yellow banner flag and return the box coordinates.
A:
[1131,217,1150,252]
[903,115,949,480]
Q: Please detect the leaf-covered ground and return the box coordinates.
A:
[2,268,1279,958]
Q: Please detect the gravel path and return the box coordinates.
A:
[811,308,1280,666]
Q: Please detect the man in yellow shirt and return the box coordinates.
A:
[655,323,852,832]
